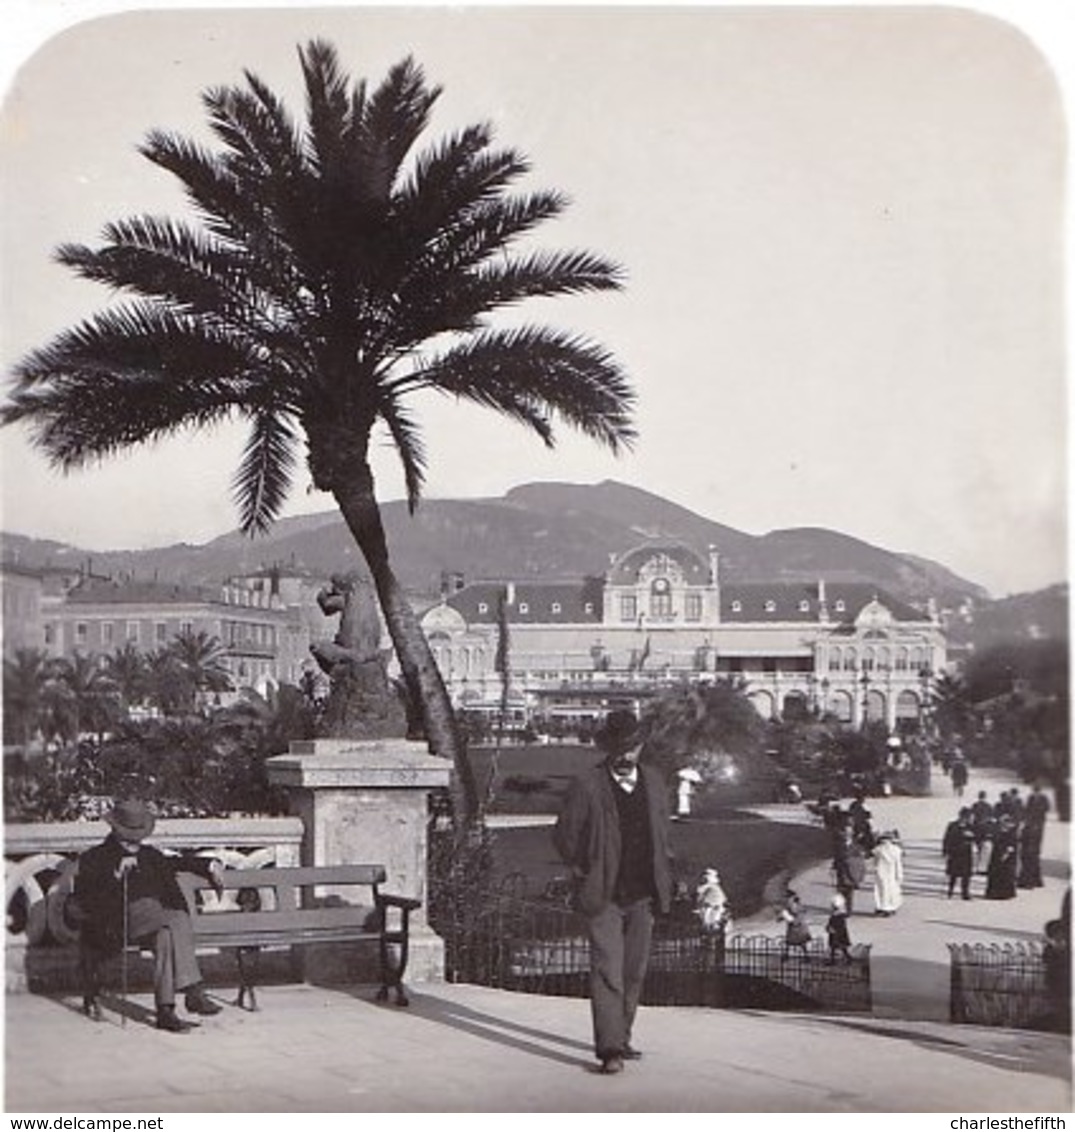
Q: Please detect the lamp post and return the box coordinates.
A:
[918,665,933,740]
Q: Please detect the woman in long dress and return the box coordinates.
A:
[985,814,1019,899]
[873,831,904,916]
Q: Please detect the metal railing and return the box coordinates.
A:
[432,873,872,1014]
[948,941,1065,1032]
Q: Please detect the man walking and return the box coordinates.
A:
[554,709,674,1075]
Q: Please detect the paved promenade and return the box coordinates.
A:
[736,768,1071,1022]
[4,767,1071,1113]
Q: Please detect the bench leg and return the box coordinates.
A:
[378,936,410,1007]
[234,947,260,1011]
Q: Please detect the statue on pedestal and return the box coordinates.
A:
[310,573,408,739]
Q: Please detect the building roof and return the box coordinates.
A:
[64,578,219,605]
[447,578,604,624]
[720,583,923,623]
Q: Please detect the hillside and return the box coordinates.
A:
[1,479,994,612]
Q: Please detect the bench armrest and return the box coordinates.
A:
[377,893,422,913]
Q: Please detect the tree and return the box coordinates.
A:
[102,641,149,713]
[2,648,52,746]
[1,41,633,820]
[46,652,120,741]
[929,671,974,743]
[642,680,772,803]
[166,627,233,711]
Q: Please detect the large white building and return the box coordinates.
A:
[421,541,948,731]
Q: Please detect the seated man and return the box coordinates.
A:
[73,797,225,1032]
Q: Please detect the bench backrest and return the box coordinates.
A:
[180,864,389,939]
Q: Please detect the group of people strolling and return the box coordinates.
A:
[824,793,904,919]
[944,783,1051,901]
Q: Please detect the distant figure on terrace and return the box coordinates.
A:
[970,790,994,873]
[695,867,732,935]
[950,756,969,798]
[942,807,976,901]
[872,831,904,917]
[985,814,1019,900]
[1018,783,1050,890]
[779,888,812,960]
[826,893,853,964]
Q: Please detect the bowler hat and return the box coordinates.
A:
[593,709,642,755]
[105,798,156,841]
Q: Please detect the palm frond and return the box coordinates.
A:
[2,304,264,465]
[57,217,259,326]
[352,56,441,203]
[403,326,636,454]
[377,399,427,514]
[398,249,625,345]
[300,39,354,176]
[233,410,300,534]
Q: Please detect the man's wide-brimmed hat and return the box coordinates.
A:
[593,709,642,755]
[105,798,156,841]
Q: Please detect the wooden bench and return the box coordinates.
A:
[76,864,421,1014]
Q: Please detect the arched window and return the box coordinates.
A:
[650,578,672,619]
[895,647,909,671]
[843,647,857,671]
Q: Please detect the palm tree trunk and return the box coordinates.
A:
[331,472,480,820]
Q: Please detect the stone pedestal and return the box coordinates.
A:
[267,738,450,983]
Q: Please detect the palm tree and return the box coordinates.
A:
[102,640,149,714]
[144,647,189,718]
[43,652,119,743]
[1,41,634,818]
[2,648,52,746]
[166,627,233,711]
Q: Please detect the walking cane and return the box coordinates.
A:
[120,865,129,1029]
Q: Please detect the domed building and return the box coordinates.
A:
[420,540,947,733]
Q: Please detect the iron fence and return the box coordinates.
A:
[432,870,872,1013]
[948,942,1065,1032]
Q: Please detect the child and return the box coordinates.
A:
[779,889,812,960]
[826,893,852,964]
[695,867,732,935]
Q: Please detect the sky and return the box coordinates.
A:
[0,1,1070,600]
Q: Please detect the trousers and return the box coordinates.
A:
[127,898,202,1006]
[585,897,654,1058]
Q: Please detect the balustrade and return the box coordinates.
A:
[5,817,303,957]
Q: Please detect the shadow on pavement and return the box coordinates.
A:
[923,919,1045,942]
[357,987,594,1069]
[806,1014,1073,1083]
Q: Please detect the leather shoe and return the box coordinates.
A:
[184,987,222,1016]
[622,1044,643,1061]
[599,1055,624,1075]
[156,1006,188,1033]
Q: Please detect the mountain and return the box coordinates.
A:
[1,479,993,614]
[942,583,1070,650]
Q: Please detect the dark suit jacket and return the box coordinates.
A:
[554,762,674,916]
[72,834,214,953]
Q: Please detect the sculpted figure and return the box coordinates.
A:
[309,573,407,739]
